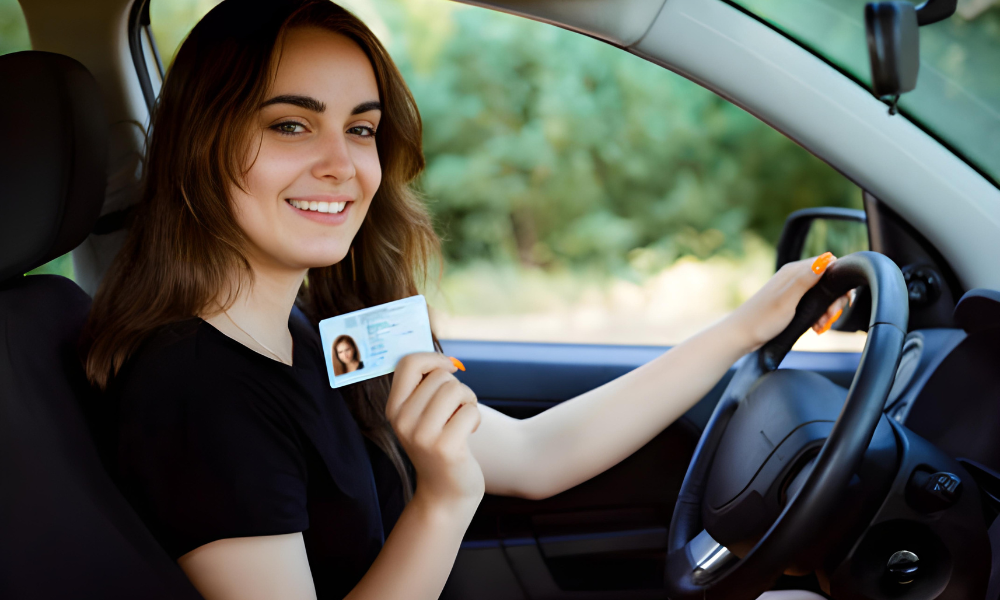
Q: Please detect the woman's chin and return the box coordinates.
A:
[277,248,352,271]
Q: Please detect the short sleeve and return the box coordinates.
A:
[116,348,310,559]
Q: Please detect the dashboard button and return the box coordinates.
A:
[906,470,962,512]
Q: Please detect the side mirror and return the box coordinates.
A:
[776,208,870,331]
[864,0,956,108]
[775,208,868,270]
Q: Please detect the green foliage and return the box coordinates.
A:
[150,0,223,67]
[0,0,29,56]
[26,253,74,279]
[378,1,861,278]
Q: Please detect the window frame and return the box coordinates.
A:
[128,0,164,112]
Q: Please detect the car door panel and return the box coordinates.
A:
[440,340,861,599]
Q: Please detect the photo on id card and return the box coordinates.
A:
[318,295,435,388]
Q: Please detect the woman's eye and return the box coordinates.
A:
[271,121,306,135]
[348,125,377,138]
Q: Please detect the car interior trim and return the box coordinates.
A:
[451,0,667,47]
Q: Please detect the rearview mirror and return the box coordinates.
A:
[865,2,920,99]
[864,0,957,109]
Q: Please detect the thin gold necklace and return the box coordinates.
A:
[222,310,291,365]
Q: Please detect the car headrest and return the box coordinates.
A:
[0,51,108,285]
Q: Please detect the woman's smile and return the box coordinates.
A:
[285,194,354,225]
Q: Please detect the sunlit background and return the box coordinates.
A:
[14,0,994,351]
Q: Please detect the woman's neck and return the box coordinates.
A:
[203,258,307,365]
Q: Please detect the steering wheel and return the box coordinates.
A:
[665,251,908,599]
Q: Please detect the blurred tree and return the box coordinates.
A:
[378,0,861,277]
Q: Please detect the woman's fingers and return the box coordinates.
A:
[438,401,482,447]
[385,353,457,421]
[391,367,456,438]
[774,253,837,304]
[797,252,836,288]
[411,380,477,447]
[812,293,851,334]
[794,253,849,334]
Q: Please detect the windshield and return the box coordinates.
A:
[730,0,1000,187]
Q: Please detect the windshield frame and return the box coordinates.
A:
[720,0,1000,191]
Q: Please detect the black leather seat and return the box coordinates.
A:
[0,51,201,599]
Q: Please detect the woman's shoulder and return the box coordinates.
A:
[111,318,253,408]
[117,318,209,380]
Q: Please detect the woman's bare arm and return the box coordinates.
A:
[179,491,477,600]
[470,256,848,499]
[179,534,317,600]
[469,314,752,499]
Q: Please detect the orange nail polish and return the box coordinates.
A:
[811,252,834,275]
[818,308,843,335]
[449,357,466,371]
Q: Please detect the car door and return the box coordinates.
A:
[440,340,863,599]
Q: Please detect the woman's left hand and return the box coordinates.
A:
[729,252,850,351]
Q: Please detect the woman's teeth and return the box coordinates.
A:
[288,199,347,213]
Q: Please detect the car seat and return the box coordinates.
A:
[0,51,202,599]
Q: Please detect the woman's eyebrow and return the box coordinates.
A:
[352,100,382,115]
[260,94,326,112]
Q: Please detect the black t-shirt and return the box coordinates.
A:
[107,313,405,599]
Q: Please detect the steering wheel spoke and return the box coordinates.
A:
[688,529,737,584]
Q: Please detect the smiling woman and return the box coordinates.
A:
[81,3,461,598]
[227,27,384,269]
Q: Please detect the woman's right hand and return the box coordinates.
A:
[386,353,485,513]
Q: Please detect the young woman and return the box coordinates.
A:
[333,335,363,374]
[84,1,845,598]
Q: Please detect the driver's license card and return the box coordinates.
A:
[318,295,435,388]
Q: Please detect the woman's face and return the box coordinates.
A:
[336,341,356,365]
[231,26,382,272]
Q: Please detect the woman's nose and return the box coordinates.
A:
[312,132,357,182]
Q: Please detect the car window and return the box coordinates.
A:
[150,0,866,352]
[731,0,1000,188]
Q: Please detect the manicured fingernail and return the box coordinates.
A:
[811,252,834,275]
[449,357,466,371]
[818,308,843,334]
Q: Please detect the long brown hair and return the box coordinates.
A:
[83,0,438,495]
